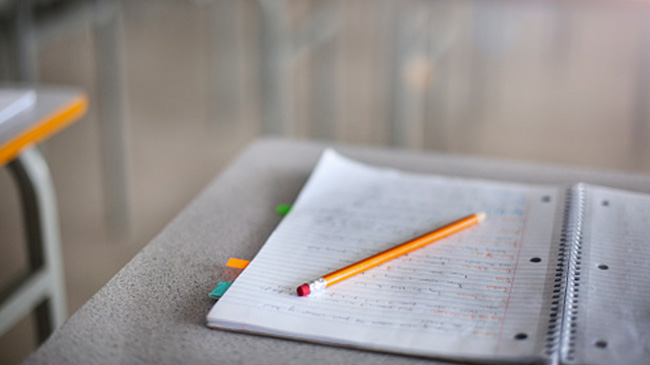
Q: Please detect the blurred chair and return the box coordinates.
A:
[0,0,131,238]
[0,87,87,344]
[255,0,339,137]
[252,0,462,148]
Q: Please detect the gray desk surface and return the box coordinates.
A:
[26,138,650,364]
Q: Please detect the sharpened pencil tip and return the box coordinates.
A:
[477,212,487,222]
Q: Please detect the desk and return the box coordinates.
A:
[0,87,87,342]
[25,138,650,364]
[0,88,87,164]
[0,0,130,237]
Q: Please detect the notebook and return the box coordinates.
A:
[207,150,650,364]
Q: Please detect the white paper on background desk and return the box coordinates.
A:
[207,150,560,362]
[570,186,650,365]
[0,90,36,126]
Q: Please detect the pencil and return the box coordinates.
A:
[296,212,487,296]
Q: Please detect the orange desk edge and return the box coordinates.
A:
[0,94,88,166]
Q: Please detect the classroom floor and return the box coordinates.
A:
[2,1,650,364]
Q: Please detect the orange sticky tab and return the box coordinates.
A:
[226,257,249,269]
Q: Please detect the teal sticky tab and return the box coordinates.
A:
[276,204,292,216]
[209,281,233,299]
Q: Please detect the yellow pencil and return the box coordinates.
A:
[297,212,487,296]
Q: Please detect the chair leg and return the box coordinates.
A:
[7,0,38,83]
[34,300,54,343]
[94,0,132,239]
[7,147,67,343]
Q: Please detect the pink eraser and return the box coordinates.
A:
[297,284,310,297]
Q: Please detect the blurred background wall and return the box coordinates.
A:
[1,0,650,363]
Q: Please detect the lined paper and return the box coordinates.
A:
[573,186,650,365]
[207,150,559,361]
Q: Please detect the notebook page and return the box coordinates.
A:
[207,150,560,361]
[568,186,650,365]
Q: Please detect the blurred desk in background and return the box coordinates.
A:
[0,0,130,238]
[0,86,87,344]
[24,138,650,364]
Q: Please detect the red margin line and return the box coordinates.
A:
[494,196,531,354]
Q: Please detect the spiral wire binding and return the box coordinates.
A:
[545,185,586,364]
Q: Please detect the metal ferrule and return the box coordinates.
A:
[308,278,327,293]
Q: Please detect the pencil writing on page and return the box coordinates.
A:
[296,212,487,297]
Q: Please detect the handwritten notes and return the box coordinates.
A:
[207,150,558,361]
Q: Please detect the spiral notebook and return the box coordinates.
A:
[207,150,650,364]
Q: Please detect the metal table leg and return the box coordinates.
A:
[0,147,67,343]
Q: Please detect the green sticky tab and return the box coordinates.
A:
[276,204,292,216]
[209,281,233,299]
